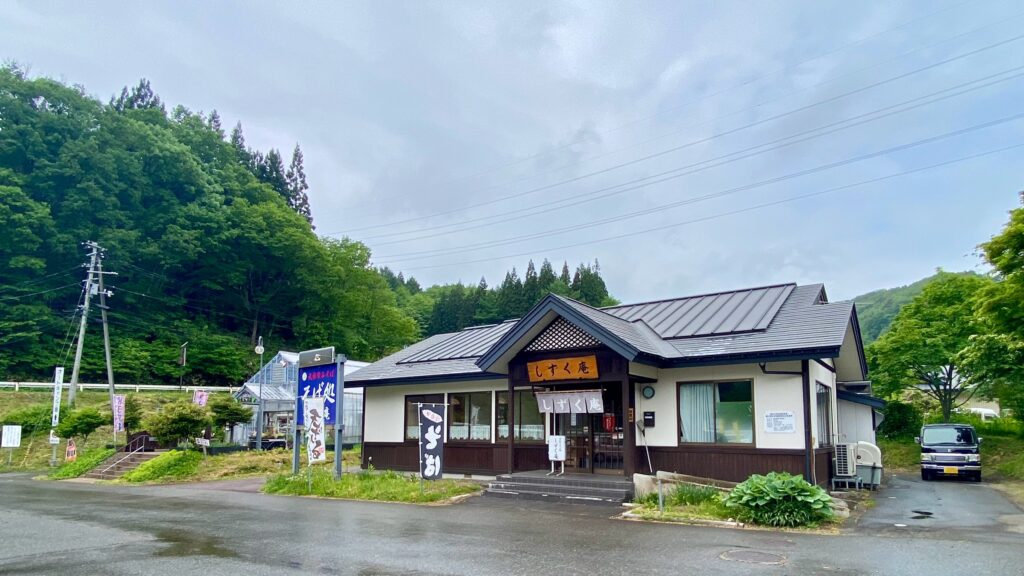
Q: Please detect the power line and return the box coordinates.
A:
[3,265,83,289]
[0,282,81,302]
[428,0,977,190]
[376,111,1024,263]
[370,66,1024,249]
[330,8,1022,236]
[393,142,1024,271]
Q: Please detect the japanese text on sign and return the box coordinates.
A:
[536,390,604,414]
[112,394,125,432]
[304,396,327,463]
[547,435,566,462]
[527,355,599,383]
[298,365,338,426]
[764,411,796,433]
[418,404,445,480]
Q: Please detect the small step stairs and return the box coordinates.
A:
[82,450,166,481]
[485,472,634,504]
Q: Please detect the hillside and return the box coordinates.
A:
[852,271,981,344]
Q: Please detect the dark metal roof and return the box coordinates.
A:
[837,390,886,409]
[399,321,516,363]
[602,283,794,338]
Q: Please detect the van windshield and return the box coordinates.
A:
[922,426,977,445]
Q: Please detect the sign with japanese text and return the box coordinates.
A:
[49,430,60,445]
[547,435,566,462]
[112,394,126,432]
[536,390,604,414]
[527,355,599,382]
[297,364,338,426]
[192,390,209,407]
[1,425,22,448]
[304,396,327,463]
[418,403,445,480]
[764,411,796,434]
[65,438,77,462]
[195,437,211,447]
[51,367,64,427]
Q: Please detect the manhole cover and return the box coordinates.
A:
[720,549,786,565]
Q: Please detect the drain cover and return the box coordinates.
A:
[720,549,786,565]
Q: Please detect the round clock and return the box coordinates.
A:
[642,385,655,399]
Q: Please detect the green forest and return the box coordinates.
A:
[0,67,615,386]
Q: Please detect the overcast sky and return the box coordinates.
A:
[3,1,1022,303]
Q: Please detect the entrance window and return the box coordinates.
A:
[816,383,833,447]
[448,392,492,441]
[405,394,443,441]
[679,381,753,444]
[497,391,545,442]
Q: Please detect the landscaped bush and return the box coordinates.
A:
[120,450,202,483]
[3,405,52,436]
[877,400,923,439]
[724,472,833,527]
[48,448,116,479]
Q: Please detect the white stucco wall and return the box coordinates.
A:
[837,400,876,445]
[362,379,513,443]
[634,362,806,450]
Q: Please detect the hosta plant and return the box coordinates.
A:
[724,472,833,527]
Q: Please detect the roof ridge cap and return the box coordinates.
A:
[601,282,798,310]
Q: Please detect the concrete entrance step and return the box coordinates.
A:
[485,472,634,504]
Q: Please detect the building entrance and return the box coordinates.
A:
[551,384,624,475]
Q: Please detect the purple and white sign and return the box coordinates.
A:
[192,389,209,407]
[297,365,338,426]
[305,396,327,463]
[112,394,125,432]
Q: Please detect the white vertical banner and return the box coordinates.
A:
[112,394,126,432]
[304,396,327,463]
[51,367,64,427]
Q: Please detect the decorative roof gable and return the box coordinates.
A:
[523,317,603,352]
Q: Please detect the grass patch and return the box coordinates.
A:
[121,450,202,482]
[263,468,480,503]
[111,447,364,484]
[47,448,115,479]
[633,483,734,522]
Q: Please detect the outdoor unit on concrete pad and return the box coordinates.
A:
[855,441,883,489]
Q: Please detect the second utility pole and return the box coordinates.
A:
[97,254,117,444]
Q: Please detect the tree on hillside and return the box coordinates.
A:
[209,397,253,440]
[110,78,164,112]
[123,394,143,437]
[56,408,106,443]
[145,402,211,447]
[960,193,1024,422]
[258,148,289,200]
[868,272,994,421]
[286,143,314,227]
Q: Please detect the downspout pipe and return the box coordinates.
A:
[801,359,813,483]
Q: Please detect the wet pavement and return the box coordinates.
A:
[0,472,1022,575]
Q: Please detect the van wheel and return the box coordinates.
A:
[972,472,982,483]
[921,470,931,481]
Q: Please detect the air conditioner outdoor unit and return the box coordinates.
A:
[855,441,883,489]
[834,443,857,477]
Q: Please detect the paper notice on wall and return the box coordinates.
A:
[304,396,327,463]
[764,411,796,433]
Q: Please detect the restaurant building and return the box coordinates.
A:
[348,283,868,485]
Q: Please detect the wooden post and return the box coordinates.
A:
[506,377,514,474]
[622,376,635,478]
[801,359,813,483]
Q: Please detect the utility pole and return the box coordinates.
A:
[68,243,100,407]
[96,253,117,444]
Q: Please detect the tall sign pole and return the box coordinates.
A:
[254,337,265,451]
[296,347,345,478]
[50,367,64,467]
[68,242,100,406]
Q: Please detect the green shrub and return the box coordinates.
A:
[121,450,202,483]
[144,402,210,446]
[56,408,107,442]
[48,448,116,479]
[724,472,833,527]
[925,411,1023,438]
[3,405,52,435]
[877,401,923,439]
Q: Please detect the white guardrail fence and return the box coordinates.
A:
[0,382,238,393]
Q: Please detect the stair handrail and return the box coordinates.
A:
[97,435,147,475]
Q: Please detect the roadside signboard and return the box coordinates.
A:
[49,430,60,445]
[547,435,566,462]
[1,425,22,448]
[65,439,77,462]
[304,396,326,463]
[112,394,126,432]
[192,389,209,407]
[51,367,64,426]
[418,403,445,480]
[297,347,337,426]
[194,438,210,447]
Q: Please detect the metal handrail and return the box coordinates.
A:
[97,435,147,475]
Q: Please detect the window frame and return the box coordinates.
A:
[815,381,833,448]
[446,391,494,443]
[404,394,444,442]
[496,390,546,443]
[676,379,755,446]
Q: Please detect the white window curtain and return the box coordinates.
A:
[679,383,715,443]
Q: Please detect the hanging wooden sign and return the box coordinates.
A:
[527,355,599,383]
